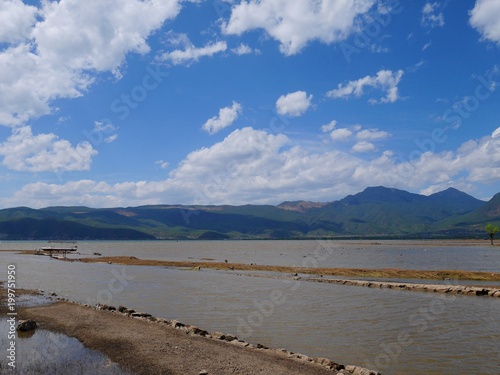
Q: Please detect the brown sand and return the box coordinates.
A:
[75,256,500,281]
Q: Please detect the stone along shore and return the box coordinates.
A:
[10,288,381,375]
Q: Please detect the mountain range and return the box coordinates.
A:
[0,186,498,240]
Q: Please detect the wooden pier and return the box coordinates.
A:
[35,241,78,258]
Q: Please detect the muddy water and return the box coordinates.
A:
[1,239,499,271]
[1,241,499,375]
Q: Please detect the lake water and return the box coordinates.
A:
[1,240,499,375]
[0,318,130,375]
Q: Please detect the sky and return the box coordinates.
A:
[0,0,499,209]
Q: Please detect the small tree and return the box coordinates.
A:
[485,223,499,245]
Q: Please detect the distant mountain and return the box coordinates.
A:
[0,186,496,240]
[340,186,426,205]
[277,201,328,212]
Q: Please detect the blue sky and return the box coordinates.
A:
[0,0,499,208]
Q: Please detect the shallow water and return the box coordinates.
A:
[0,318,129,375]
[2,239,499,271]
[1,240,499,374]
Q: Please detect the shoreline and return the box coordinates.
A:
[69,255,500,282]
[1,285,380,375]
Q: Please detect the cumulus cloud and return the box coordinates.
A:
[352,141,376,153]
[356,128,391,140]
[222,0,375,55]
[0,0,37,44]
[2,127,500,208]
[202,101,242,135]
[158,35,227,65]
[0,126,97,172]
[329,128,353,141]
[326,69,404,104]
[421,2,445,28]
[276,91,313,117]
[470,0,500,44]
[0,0,182,127]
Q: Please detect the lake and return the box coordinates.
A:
[1,240,499,374]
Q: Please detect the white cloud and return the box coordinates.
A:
[422,41,432,51]
[155,160,170,169]
[2,127,500,208]
[0,0,182,127]
[492,126,500,138]
[326,69,404,104]
[93,121,119,144]
[231,43,259,55]
[421,2,445,28]
[202,101,242,135]
[352,141,375,153]
[329,128,353,141]
[34,0,180,72]
[356,128,391,140]
[0,0,37,44]
[222,0,375,55]
[158,33,227,65]
[321,120,337,133]
[104,134,118,143]
[0,126,97,172]
[470,0,500,44]
[276,91,313,117]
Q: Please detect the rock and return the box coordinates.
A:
[187,325,208,336]
[223,333,238,342]
[118,305,127,313]
[199,370,208,375]
[131,311,152,318]
[344,365,380,375]
[211,332,227,340]
[17,320,37,332]
[171,320,185,328]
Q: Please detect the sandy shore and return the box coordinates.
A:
[1,286,379,375]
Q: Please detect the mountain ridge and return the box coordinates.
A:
[0,186,497,240]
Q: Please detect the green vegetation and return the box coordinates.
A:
[485,223,499,245]
[0,187,498,240]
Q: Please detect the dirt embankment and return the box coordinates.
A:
[0,284,378,375]
[16,298,378,375]
[75,256,500,282]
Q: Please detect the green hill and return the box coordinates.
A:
[0,186,496,240]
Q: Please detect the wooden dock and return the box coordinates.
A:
[35,242,78,258]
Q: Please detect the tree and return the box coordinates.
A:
[485,223,499,245]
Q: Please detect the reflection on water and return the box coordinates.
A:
[0,240,499,375]
[0,320,130,375]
